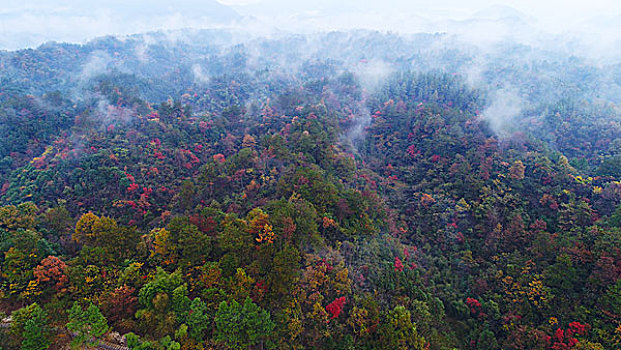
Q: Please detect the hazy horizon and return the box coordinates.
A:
[1,0,620,54]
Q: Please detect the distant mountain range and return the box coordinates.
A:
[0,0,243,50]
[1,0,619,63]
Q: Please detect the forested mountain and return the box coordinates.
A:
[0,29,620,350]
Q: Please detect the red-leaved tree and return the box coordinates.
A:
[33,256,69,292]
[326,297,346,320]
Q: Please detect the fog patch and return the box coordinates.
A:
[95,98,136,126]
[460,55,487,88]
[192,64,210,84]
[134,42,150,63]
[482,87,525,139]
[346,107,372,144]
[78,50,113,85]
[353,59,393,93]
[340,104,372,158]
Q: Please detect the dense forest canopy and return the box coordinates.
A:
[0,28,620,350]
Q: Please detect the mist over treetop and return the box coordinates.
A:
[0,7,620,350]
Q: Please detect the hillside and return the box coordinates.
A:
[0,30,620,350]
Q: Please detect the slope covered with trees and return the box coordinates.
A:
[0,29,620,349]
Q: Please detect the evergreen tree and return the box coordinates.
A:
[10,303,51,350]
[66,302,109,349]
[21,318,51,350]
[215,297,275,349]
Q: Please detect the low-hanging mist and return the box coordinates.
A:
[1,8,621,350]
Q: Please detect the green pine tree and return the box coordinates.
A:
[10,303,51,350]
[66,301,109,349]
[214,297,275,350]
[21,318,51,350]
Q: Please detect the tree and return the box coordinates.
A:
[371,306,426,350]
[22,318,51,350]
[185,297,210,342]
[42,205,72,235]
[326,297,346,320]
[66,302,109,349]
[136,267,189,338]
[215,297,275,350]
[33,255,68,293]
[164,217,212,268]
[10,303,51,350]
[0,202,38,230]
[509,160,526,180]
[98,285,138,331]
[73,212,138,262]
[1,228,55,299]
[266,244,300,304]
[73,212,99,245]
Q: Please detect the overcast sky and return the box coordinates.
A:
[222,0,619,23]
[0,0,619,50]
